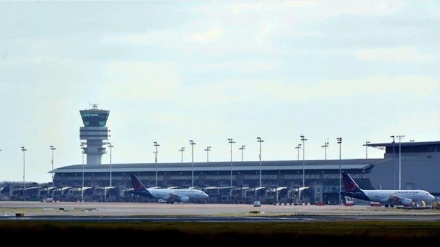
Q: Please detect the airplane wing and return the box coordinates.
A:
[166,193,189,203]
[387,194,412,206]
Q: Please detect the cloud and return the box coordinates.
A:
[103,30,179,46]
[355,47,438,63]
[184,23,225,43]
[104,61,182,100]
[317,75,438,98]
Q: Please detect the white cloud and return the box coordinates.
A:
[355,47,438,63]
[0,1,438,183]
[106,31,173,46]
[314,75,438,98]
[184,23,225,43]
[104,61,182,100]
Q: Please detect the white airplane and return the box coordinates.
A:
[129,174,209,204]
[342,172,435,208]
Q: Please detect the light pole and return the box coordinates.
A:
[189,140,196,187]
[257,137,263,187]
[365,141,370,160]
[50,146,56,178]
[300,135,307,188]
[21,146,27,201]
[300,135,307,203]
[81,143,85,164]
[50,145,56,197]
[81,143,85,202]
[390,135,395,189]
[397,135,405,190]
[179,147,185,163]
[295,144,301,161]
[321,142,329,160]
[108,143,114,188]
[239,145,245,162]
[337,137,342,205]
[204,146,211,162]
[228,138,235,187]
[153,141,159,187]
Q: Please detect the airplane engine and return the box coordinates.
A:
[400,198,413,206]
[179,196,190,202]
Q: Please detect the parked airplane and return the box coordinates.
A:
[129,174,209,203]
[341,172,435,208]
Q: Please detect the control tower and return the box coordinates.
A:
[79,104,111,165]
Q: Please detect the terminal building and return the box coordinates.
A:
[6,105,440,204]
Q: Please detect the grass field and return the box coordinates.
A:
[2,220,440,244]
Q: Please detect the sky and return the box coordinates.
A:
[0,0,439,183]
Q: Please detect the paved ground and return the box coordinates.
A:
[1,201,440,217]
[2,201,440,245]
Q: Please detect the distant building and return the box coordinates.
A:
[46,105,440,204]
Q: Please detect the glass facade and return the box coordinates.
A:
[80,111,109,127]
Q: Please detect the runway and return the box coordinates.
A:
[2,201,440,244]
[1,201,440,221]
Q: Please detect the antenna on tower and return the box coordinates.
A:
[88,102,99,110]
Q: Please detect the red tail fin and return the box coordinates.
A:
[130,175,146,191]
[342,172,362,193]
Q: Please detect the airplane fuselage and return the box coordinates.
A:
[148,188,209,200]
[342,172,435,207]
[362,189,434,203]
[129,174,209,203]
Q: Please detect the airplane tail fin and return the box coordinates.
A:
[342,172,363,193]
[130,174,147,192]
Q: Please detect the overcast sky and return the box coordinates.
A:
[0,1,439,183]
